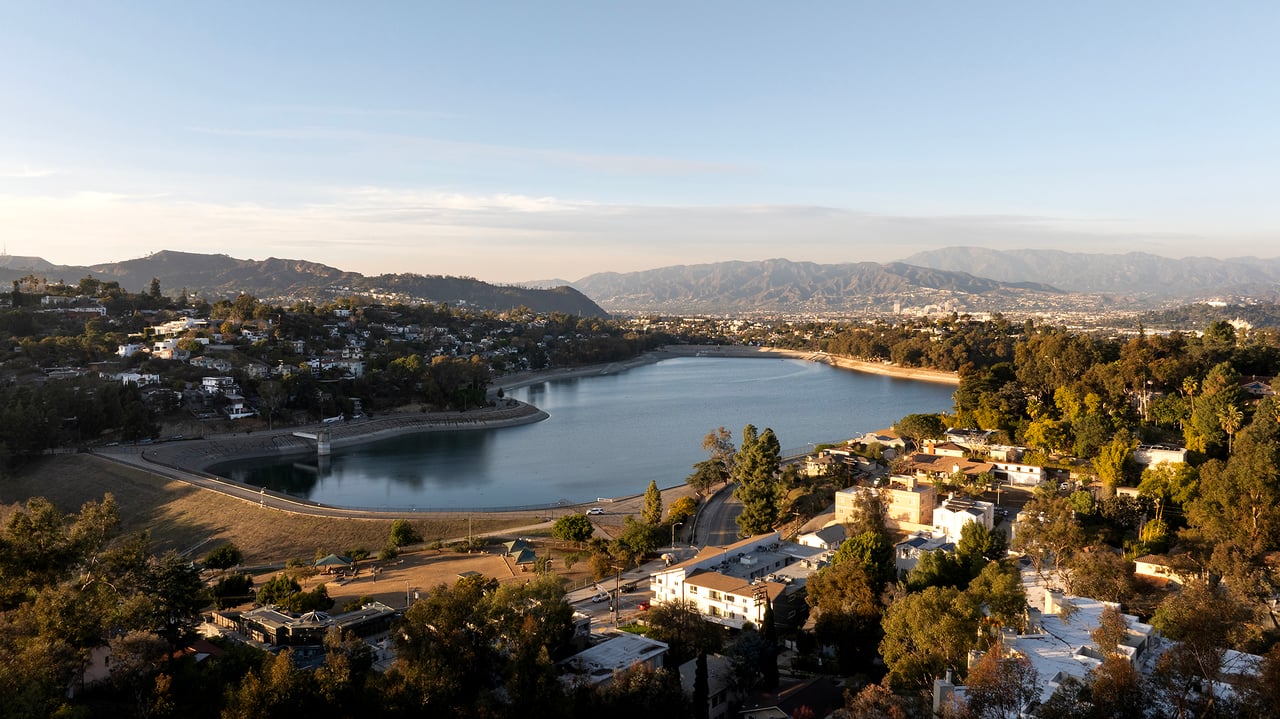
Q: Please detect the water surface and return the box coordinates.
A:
[213,357,954,509]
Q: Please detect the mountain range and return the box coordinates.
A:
[0,251,608,317]
[5,247,1278,318]
[900,247,1280,298]
[566,250,1280,314]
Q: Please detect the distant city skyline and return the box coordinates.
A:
[3,3,1280,283]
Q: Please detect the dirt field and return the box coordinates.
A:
[0,455,534,564]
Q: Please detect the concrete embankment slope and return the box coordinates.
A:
[123,400,548,474]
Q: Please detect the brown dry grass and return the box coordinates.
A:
[0,455,530,565]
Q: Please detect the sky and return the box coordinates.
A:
[3,2,1280,283]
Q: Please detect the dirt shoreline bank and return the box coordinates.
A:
[656,344,960,385]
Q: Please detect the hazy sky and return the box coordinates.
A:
[3,3,1279,283]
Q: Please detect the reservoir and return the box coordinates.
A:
[212,357,955,510]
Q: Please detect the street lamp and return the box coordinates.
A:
[671,521,683,549]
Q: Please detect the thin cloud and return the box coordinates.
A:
[186,125,751,176]
[1,188,1269,282]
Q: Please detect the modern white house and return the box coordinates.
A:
[932,495,994,543]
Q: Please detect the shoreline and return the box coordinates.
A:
[655,344,961,385]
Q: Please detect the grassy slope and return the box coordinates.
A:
[0,455,525,564]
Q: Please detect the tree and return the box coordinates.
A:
[143,550,205,651]
[1094,430,1138,496]
[734,425,783,536]
[643,599,722,667]
[965,561,1027,632]
[831,531,896,594]
[642,480,662,526]
[1010,493,1084,586]
[1088,655,1146,719]
[894,413,947,448]
[1185,422,1280,556]
[962,647,1039,719]
[879,586,981,690]
[204,542,243,570]
[257,380,287,430]
[701,426,736,479]
[211,573,254,608]
[258,574,302,606]
[686,460,723,496]
[1136,462,1198,522]
[1090,605,1130,658]
[807,558,884,672]
[1218,403,1244,454]
[1150,579,1253,718]
[667,496,698,525]
[1065,551,1136,604]
[389,519,421,548]
[551,514,594,544]
[836,682,909,719]
[956,521,1008,576]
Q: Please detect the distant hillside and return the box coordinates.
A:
[572,258,1068,315]
[0,250,608,317]
[900,247,1280,298]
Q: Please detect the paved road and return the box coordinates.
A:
[693,484,743,547]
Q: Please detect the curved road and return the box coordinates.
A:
[692,484,744,547]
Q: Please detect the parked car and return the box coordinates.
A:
[587,507,605,515]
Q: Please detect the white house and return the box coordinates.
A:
[797,524,847,551]
[223,394,256,420]
[932,495,994,543]
[1133,445,1188,467]
[990,460,1046,487]
[559,633,668,688]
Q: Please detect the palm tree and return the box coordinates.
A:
[1218,404,1244,454]
[1182,376,1199,411]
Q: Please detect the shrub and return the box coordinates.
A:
[211,573,253,609]
[257,574,301,606]
[204,543,243,570]
[389,519,421,548]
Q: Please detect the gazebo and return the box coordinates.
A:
[313,554,353,574]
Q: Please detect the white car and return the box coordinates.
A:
[587,507,605,515]
[590,592,609,603]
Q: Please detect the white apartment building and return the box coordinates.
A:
[648,532,825,629]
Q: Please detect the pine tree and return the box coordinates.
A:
[734,425,782,536]
[643,480,663,526]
